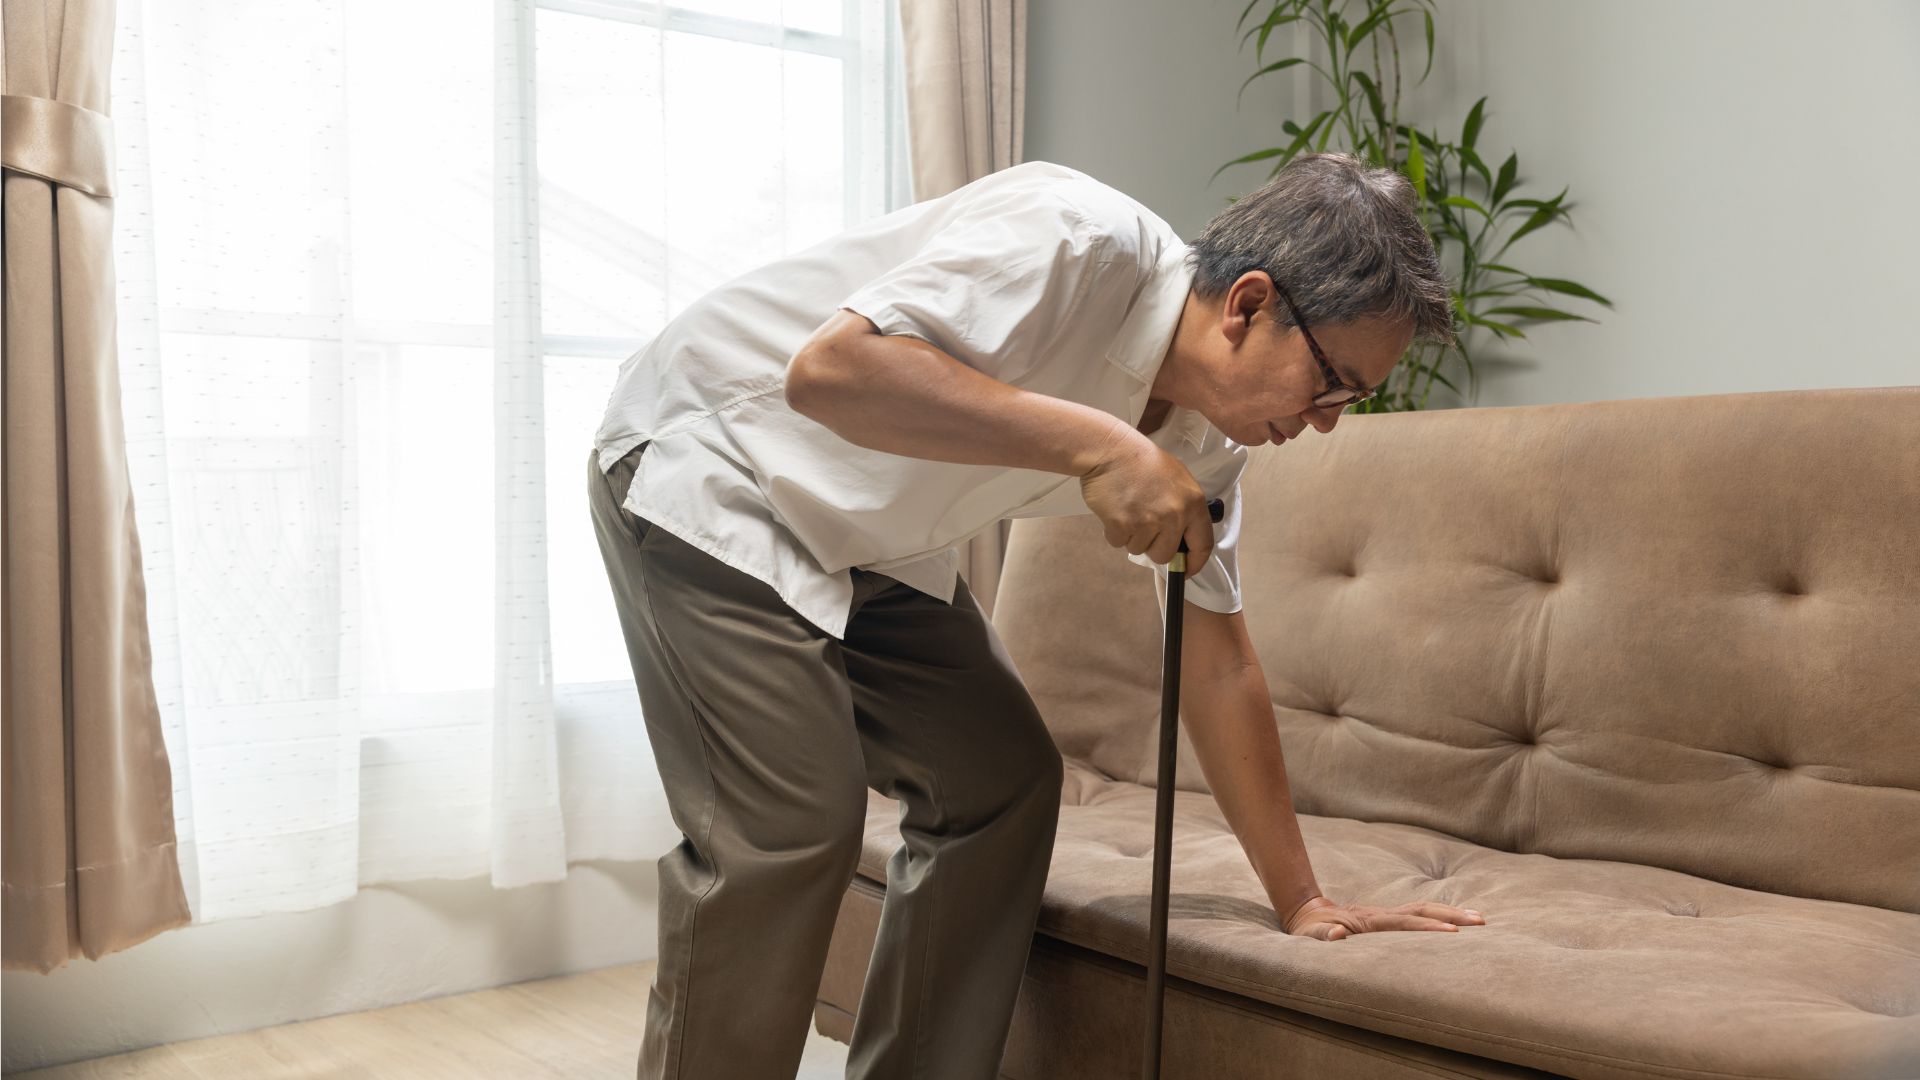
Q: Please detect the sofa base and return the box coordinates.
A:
[815,873,1564,1080]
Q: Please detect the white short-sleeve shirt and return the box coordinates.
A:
[593,160,1248,640]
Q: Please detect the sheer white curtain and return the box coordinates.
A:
[110,0,909,923]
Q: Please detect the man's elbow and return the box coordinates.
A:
[784,351,816,414]
[784,347,836,419]
[788,308,881,419]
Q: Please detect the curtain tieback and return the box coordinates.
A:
[2,94,116,198]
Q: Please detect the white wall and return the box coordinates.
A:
[1027,0,1920,406]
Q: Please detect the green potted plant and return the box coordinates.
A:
[1219,0,1611,412]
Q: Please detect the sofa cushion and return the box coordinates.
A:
[856,772,1920,1080]
[988,388,1920,915]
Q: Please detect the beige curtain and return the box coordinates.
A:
[2,0,192,972]
[898,0,1026,618]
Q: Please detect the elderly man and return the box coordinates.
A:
[588,152,1475,1080]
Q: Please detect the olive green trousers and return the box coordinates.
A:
[587,443,1063,1080]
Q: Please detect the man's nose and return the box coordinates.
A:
[1305,405,1344,434]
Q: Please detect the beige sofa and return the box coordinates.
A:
[814,387,1920,1079]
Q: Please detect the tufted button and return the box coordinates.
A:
[1777,574,1804,596]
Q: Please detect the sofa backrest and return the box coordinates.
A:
[990,387,1920,914]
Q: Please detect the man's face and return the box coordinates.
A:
[1189,272,1415,447]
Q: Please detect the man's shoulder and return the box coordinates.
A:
[968,163,1179,244]
[993,162,1184,266]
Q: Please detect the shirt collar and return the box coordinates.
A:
[1105,242,1207,452]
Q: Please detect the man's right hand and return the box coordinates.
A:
[1077,421,1215,576]
[1285,897,1488,940]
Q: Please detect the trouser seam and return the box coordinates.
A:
[632,534,723,1080]
[910,761,946,1080]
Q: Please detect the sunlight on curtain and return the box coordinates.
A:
[110,0,908,923]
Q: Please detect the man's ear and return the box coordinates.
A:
[1223,271,1274,347]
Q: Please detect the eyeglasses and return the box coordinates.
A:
[1268,277,1377,408]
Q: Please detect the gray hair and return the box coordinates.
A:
[1190,152,1456,346]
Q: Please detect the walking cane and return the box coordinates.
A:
[1142,496,1225,1080]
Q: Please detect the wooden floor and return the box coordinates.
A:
[12,960,851,1079]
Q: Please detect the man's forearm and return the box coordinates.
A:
[787,313,1133,479]
[1178,654,1325,926]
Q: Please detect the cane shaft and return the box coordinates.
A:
[1143,561,1184,1079]
[1143,498,1222,1080]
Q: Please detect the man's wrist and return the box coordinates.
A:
[1281,893,1335,933]
[1065,411,1141,478]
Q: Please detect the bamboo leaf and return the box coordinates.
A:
[1406,135,1426,201]
[1394,123,1442,153]
[1501,204,1559,250]
[1440,195,1491,217]
[1499,186,1568,218]
[1243,9,1301,60]
[1486,305,1596,323]
[1413,357,1466,399]
[1524,276,1613,307]
[1456,144,1491,186]
[1210,146,1286,186]
[1436,216,1474,244]
[1288,109,1333,153]
[1314,116,1337,152]
[1344,7,1387,56]
[1492,152,1518,206]
[1238,58,1306,106]
[1258,109,1334,179]
[1235,0,1267,33]
[1421,8,1435,80]
[1350,70,1388,130]
[1240,3,1294,41]
[1463,311,1526,339]
[1462,96,1487,150]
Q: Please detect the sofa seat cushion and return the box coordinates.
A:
[855,761,1920,1080]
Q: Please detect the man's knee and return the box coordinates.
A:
[766,785,871,873]
[674,782,869,884]
[1025,737,1064,807]
[1029,741,1065,834]
[987,715,1065,828]
[821,788,875,873]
